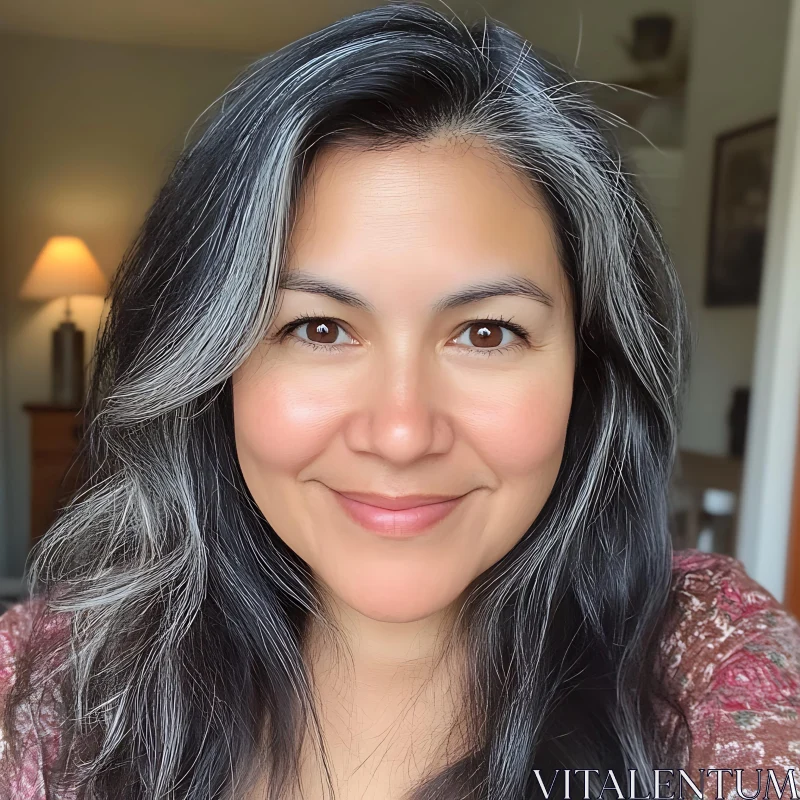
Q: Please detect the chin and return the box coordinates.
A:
[323,562,468,623]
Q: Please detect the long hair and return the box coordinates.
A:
[4,3,693,798]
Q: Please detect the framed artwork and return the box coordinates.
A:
[704,117,777,306]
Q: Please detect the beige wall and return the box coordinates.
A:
[675,0,790,455]
[503,0,790,456]
[0,31,248,576]
[500,0,692,83]
[737,0,800,596]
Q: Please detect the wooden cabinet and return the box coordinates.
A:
[23,404,84,548]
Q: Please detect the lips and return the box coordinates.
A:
[335,491,464,510]
[330,489,470,537]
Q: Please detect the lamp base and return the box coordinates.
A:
[52,321,84,407]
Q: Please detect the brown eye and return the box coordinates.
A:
[468,323,504,348]
[449,320,526,354]
[305,319,341,344]
[286,317,357,348]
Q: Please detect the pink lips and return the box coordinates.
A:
[331,490,469,537]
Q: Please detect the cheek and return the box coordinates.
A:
[233,365,349,472]
[454,368,574,476]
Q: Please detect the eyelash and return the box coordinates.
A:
[273,314,531,357]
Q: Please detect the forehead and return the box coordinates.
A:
[285,137,569,308]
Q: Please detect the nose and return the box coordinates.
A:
[343,350,455,466]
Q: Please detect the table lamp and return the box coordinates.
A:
[19,236,109,407]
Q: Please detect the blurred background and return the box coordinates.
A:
[0,0,799,614]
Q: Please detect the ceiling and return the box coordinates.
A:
[0,0,513,54]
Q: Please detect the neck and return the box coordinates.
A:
[295,591,470,797]
[305,588,466,694]
[246,594,472,800]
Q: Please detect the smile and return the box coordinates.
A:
[329,489,470,538]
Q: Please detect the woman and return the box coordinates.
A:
[2,3,799,799]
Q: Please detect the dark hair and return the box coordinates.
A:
[5,3,692,798]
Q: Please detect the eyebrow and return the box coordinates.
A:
[278,272,555,313]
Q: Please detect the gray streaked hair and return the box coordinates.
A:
[5,2,692,798]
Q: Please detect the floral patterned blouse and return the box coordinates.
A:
[1,549,799,798]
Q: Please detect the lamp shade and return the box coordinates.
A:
[19,236,108,300]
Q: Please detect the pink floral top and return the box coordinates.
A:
[1,550,799,798]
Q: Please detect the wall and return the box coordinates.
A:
[737,0,800,599]
[497,0,692,83]
[675,0,790,455]
[500,0,790,457]
[0,31,249,576]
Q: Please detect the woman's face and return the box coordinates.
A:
[233,137,575,623]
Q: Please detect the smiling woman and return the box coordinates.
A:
[1,3,799,800]
[232,140,576,628]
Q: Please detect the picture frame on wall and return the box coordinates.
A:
[704,116,777,307]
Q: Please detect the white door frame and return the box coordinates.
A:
[736,0,800,601]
